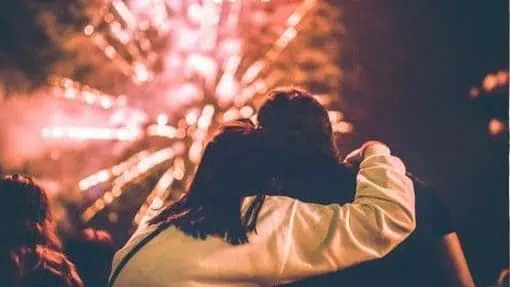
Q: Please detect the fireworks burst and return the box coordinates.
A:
[1,0,351,232]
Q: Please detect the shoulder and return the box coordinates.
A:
[410,180,455,237]
[111,223,160,273]
[246,195,297,212]
[412,181,446,211]
[242,195,298,232]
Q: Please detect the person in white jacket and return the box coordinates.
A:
[109,119,415,287]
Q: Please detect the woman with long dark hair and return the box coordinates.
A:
[110,119,416,287]
[0,175,83,287]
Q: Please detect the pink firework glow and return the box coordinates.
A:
[0,0,351,229]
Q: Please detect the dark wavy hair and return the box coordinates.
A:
[257,87,356,204]
[0,175,82,287]
[149,119,267,245]
[257,87,339,168]
[0,175,61,251]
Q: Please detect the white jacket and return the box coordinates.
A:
[111,145,415,286]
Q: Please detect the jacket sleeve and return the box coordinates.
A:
[274,144,416,284]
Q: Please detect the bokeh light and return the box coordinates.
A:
[0,0,351,230]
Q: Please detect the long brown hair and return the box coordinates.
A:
[0,175,82,286]
[149,120,267,245]
[0,175,61,251]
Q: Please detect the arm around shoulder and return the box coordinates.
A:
[274,143,416,284]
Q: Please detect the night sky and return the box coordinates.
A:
[337,0,508,285]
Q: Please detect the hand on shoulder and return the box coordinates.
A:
[343,141,390,164]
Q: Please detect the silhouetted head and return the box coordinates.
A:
[190,119,267,198]
[149,119,268,245]
[257,88,356,203]
[0,175,83,287]
[257,87,338,166]
[0,175,61,250]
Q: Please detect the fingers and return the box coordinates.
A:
[343,141,389,165]
[343,148,363,165]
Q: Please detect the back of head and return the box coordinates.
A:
[149,119,268,245]
[0,175,60,250]
[257,87,337,164]
[195,119,265,196]
[257,88,355,202]
[0,175,82,286]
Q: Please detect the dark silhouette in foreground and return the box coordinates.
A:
[0,175,83,287]
[66,228,114,287]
